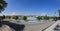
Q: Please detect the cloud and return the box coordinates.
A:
[0,13,3,16]
[1,12,18,16]
[41,12,47,16]
[11,12,16,15]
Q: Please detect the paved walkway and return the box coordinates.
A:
[20,21,55,31]
[54,20,60,31]
[3,19,56,31]
[43,20,60,31]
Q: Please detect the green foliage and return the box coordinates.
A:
[2,15,5,19]
[44,16,50,20]
[5,16,11,19]
[0,16,2,19]
[12,16,19,20]
[36,16,42,21]
[22,16,27,20]
[0,0,7,13]
[51,16,56,20]
[0,15,5,19]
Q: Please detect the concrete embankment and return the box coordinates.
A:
[23,21,55,31]
[44,20,59,31]
[2,19,56,31]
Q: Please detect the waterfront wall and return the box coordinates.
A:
[44,20,59,31]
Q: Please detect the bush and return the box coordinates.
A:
[12,16,19,20]
[36,16,42,21]
[2,15,5,19]
[44,16,50,20]
[22,16,27,20]
[51,16,56,21]
[5,16,11,19]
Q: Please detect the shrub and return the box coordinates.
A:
[2,15,5,19]
[5,16,11,19]
[36,16,42,21]
[51,16,56,21]
[22,16,27,20]
[44,16,50,20]
[12,16,19,20]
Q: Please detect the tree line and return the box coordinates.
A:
[0,15,57,21]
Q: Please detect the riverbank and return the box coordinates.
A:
[2,19,56,31]
[22,20,55,31]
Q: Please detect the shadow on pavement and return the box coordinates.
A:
[0,21,25,31]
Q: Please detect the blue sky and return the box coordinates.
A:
[2,0,60,16]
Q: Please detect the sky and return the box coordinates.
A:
[1,0,60,16]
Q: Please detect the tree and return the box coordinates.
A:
[2,15,5,19]
[0,0,7,13]
[36,16,42,21]
[51,16,56,21]
[12,16,19,20]
[0,16,2,19]
[44,16,50,20]
[22,16,27,21]
[5,16,11,19]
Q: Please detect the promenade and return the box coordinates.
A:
[21,20,55,31]
[3,19,56,31]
